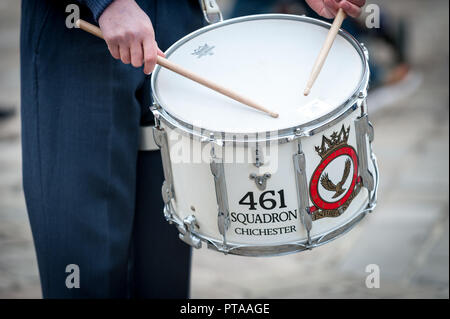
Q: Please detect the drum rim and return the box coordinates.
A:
[151,13,370,143]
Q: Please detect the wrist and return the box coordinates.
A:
[98,0,140,24]
[84,0,115,22]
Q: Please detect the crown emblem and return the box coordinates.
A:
[315,125,350,159]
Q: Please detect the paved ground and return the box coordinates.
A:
[0,0,448,298]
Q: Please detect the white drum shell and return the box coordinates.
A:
[163,107,373,246]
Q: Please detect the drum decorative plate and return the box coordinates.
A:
[150,14,379,256]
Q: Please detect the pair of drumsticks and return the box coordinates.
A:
[76,9,346,119]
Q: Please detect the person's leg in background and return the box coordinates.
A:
[130,0,205,299]
[21,0,145,298]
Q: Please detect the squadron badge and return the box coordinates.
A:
[309,125,362,221]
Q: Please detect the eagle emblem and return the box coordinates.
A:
[320,159,351,199]
[309,125,362,221]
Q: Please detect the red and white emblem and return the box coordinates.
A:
[309,125,362,220]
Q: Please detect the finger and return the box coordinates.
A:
[324,0,340,17]
[108,43,120,60]
[339,0,362,18]
[143,39,157,75]
[347,0,366,7]
[130,41,144,67]
[119,44,131,64]
[305,0,334,19]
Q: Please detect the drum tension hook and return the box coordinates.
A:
[178,215,202,249]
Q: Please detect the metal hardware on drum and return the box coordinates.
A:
[249,173,271,191]
[355,114,375,192]
[210,145,231,251]
[153,126,175,202]
[199,0,223,25]
[178,215,202,249]
[252,144,264,168]
[293,140,313,246]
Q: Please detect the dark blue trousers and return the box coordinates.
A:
[20,0,204,298]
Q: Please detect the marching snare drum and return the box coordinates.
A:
[150,14,379,256]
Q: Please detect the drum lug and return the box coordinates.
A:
[368,153,379,208]
[199,0,223,24]
[163,202,174,224]
[358,91,367,100]
[217,211,230,250]
[161,180,173,206]
[150,104,161,129]
[178,215,202,249]
[153,126,176,203]
[355,111,375,192]
[210,146,230,249]
[205,132,225,147]
[293,140,313,246]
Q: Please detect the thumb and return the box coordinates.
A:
[157,47,165,58]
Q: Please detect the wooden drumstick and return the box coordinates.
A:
[75,19,279,118]
[304,8,346,96]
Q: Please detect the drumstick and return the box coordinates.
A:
[304,8,346,96]
[75,19,279,118]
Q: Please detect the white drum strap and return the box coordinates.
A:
[199,0,223,24]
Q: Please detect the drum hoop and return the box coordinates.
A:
[151,14,370,144]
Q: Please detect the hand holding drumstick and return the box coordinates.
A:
[98,0,163,75]
[306,0,366,19]
[91,0,279,118]
[304,0,366,96]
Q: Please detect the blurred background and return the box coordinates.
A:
[0,0,448,298]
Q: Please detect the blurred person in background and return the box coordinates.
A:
[0,105,15,122]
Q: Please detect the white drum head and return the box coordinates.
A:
[152,15,366,134]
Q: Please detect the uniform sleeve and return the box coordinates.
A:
[78,0,115,21]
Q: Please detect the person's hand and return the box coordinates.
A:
[98,0,164,74]
[305,0,366,18]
